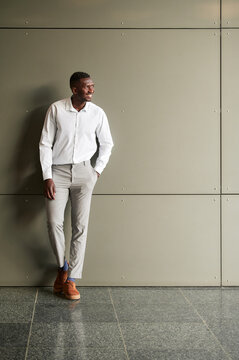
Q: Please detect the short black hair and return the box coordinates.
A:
[70,72,90,88]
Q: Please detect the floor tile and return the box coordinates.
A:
[0,287,37,303]
[192,303,239,323]
[114,302,200,323]
[227,349,239,360]
[0,346,26,360]
[30,322,123,348]
[127,348,230,360]
[37,286,111,304]
[0,302,34,323]
[182,287,239,306]
[0,323,30,346]
[110,287,186,305]
[33,303,117,323]
[182,288,239,323]
[203,318,239,353]
[27,346,127,360]
[120,322,221,350]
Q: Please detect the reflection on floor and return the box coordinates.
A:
[0,286,238,359]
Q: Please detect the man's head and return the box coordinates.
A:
[70,71,95,103]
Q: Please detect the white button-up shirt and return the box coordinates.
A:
[39,97,114,180]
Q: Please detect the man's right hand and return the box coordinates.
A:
[44,179,56,200]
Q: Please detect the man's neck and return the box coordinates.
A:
[71,96,86,111]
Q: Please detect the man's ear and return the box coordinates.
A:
[71,87,77,95]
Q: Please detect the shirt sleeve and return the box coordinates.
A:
[39,105,57,180]
[94,110,114,174]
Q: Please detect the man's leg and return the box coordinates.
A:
[68,162,97,278]
[45,164,71,267]
[45,187,69,267]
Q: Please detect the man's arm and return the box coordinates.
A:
[94,110,114,175]
[39,105,57,199]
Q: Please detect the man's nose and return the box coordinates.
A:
[89,87,94,93]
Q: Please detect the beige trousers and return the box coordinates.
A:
[45,160,97,278]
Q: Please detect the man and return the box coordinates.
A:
[39,72,114,300]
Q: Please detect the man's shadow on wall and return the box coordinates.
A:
[11,86,60,285]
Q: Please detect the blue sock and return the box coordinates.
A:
[63,260,68,271]
[59,259,68,271]
[67,277,75,282]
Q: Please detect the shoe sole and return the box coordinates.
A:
[64,293,81,300]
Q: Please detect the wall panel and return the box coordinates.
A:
[83,195,220,285]
[0,195,220,286]
[222,0,239,27]
[0,29,220,195]
[0,195,54,285]
[0,0,219,28]
[222,29,239,193]
[222,195,239,285]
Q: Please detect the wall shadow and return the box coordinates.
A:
[10,85,60,285]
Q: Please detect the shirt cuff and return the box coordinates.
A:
[43,167,52,180]
[94,166,102,175]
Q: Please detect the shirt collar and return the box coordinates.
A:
[65,97,89,112]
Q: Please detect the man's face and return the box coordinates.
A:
[72,77,95,102]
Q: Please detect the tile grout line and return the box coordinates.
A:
[108,288,130,360]
[24,288,39,360]
[179,289,232,360]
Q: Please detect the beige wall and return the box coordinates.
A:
[0,0,238,285]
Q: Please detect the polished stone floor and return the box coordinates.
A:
[1,286,239,359]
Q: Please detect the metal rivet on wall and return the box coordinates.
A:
[121,109,125,113]
[25,32,29,36]
[213,187,217,191]
[122,187,126,191]
[227,32,230,35]
[121,199,126,207]
[227,21,230,24]
[24,199,29,203]
[213,21,217,25]
[121,33,125,36]
[227,109,230,112]
[121,21,124,25]
[25,20,29,24]
[227,198,229,201]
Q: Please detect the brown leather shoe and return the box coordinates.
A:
[53,268,68,294]
[63,280,80,300]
